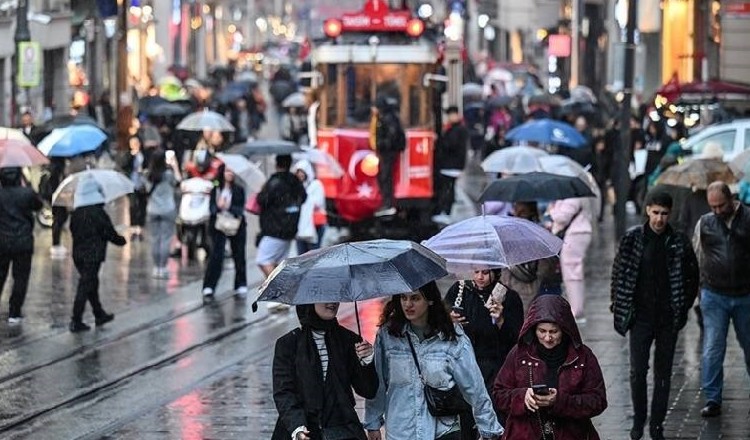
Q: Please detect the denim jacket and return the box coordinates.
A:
[364,324,503,439]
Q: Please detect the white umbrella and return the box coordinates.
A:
[481,146,549,174]
[293,147,345,178]
[0,127,29,141]
[52,169,135,208]
[216,153,266,193]
[282,92,306,108]
[176,110,235,132]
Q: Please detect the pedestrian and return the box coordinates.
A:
[364,281,503,440]
[610,190,699,440]
[492,295,607,440]
[257,154,307,311]
[0,168,42,325]
[371,95,405,217]
[18,111,41,145]
[69,176,126,332]
[432,106,468,224]
[272,303,379,440]
[292,160,326,255]
[48,157,69,258]
[118,135,148,241]
[145,149,182,279]
[201,169,248,300]
[547,197,593,323]
[445,269,523,438]
[693,181,750,418]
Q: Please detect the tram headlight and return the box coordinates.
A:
[324,19,343,38]
[406,18,425,37]
[361,154,380,177]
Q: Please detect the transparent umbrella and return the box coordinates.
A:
[52,169,134,208]
[176,110,235,132]
[422,215,562,274]
[216,153,266,193]
[481,146,548,174]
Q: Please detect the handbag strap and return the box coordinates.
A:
[452,280,465,309]
[405,333,425,384]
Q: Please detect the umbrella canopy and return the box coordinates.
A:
[657,79,750,103]
[479,172,595,202]
[52,169,134,208]
[0,139,49,168]
[144,101,191,117]
[569,85,597,103]
[462,83,484,99]
[506,119,586,148]
[37,125,108,158]
[486,68,513,83]
[729,149,750,179]
[229,139,302,156]
[216,153,266,193]
[236,71,259,83]
[0,127,29,141]
[481,146,548,174]
[422,215,562,274]
[39,114,100,134]
[256,239,448,305]
[282,92,307,108]
[293,148,345,178]
[487,95,513,109]
[214,84,249,104]
[176,110,235,132]
[657,158,737,190]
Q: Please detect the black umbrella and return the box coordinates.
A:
[253,239,448,334]
[38,114,102,141]
[487,95,513,109]
[479,172,595,202]
[229,140,302,156]
[138,95,169,115]
[144,101,192,117]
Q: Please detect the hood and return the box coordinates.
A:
[73,175,105,209]
[291,159,315,186]
[518,295,582,349]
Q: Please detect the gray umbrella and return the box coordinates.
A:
[255,239,448,333]
[229,140,302,156]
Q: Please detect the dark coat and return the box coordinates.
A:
[437,122,468,170]
[272,326,379,440]
[70,205,126,265]
[257,171,307,240]
[209,183,246,225]
[493,295,607,440]
[444,279,523,387]
[0,186,43,253]
[611,223,699,336]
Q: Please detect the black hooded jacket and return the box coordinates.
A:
[258,171,307,240]
[0,182,42,253]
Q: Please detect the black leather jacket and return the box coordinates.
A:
[699,205,750,296]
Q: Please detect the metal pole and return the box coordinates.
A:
[570,0,580,88]
[614,0,637,239]
[11,0,31,127]
[116,0,132,151]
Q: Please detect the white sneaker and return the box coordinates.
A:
[266,302,290,312]
[235,286,248,298]
[152,267,161,278]
[374,207,397,217]
[50,245,68,259]
[431,214,451,225]
[202,287,214,297]
[7,317,23,326]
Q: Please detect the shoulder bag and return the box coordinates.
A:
[406,334,471,417]
[215,212,241,236]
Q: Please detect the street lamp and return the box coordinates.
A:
[11,0,31,126]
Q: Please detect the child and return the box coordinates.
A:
[69,176,127,332]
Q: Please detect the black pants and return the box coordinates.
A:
[435,173,457,215]
[0,250,33,317]
[129,191,148,227]
[72,260,106,322]
[629,319,678,430]
[377,151,398,208]
[52,206,69,246]
[203,223,247,290]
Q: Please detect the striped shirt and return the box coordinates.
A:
[312,330,329,379]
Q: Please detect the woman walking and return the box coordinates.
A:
[272,303,379,440]
[201,169,247,300]
[119,136,148,240]
[364,281,503,440]
[292,160,326,255]
[146,149,181,279]
[492,295,607,439]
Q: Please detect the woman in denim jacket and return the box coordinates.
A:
[364,281,503,440]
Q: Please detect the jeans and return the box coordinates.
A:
[203,223,247,290]
[0,250,33,317]
[72,260,106,322]
[377,151,398,208]
[629,319,678,429]
[148,213,176,268]
[700,288,750,404]
[296,225,325,256]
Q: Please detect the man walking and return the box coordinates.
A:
[0,168,43,325]
[371,95,405,217]
[611,190,699,440]
[432,105,468,225]
[694,181,750,417]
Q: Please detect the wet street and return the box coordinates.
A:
[2,128,749,439]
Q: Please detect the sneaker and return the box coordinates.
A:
[69,321,91,333]
[629,426,643,440]
[374,207,397,217]
[700,401,721,417]
[202,287,214,297]
[649,425,665,440]
[431,214,451,225]
[159,267,169,279]
[152,267,162,278]
[95,313,115,326]
[267,302,290,313]
[235,286,248,299]
[7,317,23,326]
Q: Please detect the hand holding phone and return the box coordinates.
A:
[531,384,550,396]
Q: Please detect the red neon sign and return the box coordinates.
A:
[337,0,416,32]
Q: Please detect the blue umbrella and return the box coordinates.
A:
[38,125,108,158]
[506,118,587,148]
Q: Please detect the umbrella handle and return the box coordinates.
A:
[355,301,362,336]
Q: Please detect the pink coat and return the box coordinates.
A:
[549,198,592,281]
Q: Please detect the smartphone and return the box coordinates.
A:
[532,384,550,396]
[451,305,464,314]
[165,150,176,163]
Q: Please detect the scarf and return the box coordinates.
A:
[535,338,569,389]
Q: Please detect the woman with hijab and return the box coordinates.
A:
[492,295,607,440]
[272,303,379,440]
[365,281,503,440]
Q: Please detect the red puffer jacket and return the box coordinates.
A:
[492,295,607,440]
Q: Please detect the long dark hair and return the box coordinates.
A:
[380,281,457,340]
[147,148,167,185]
